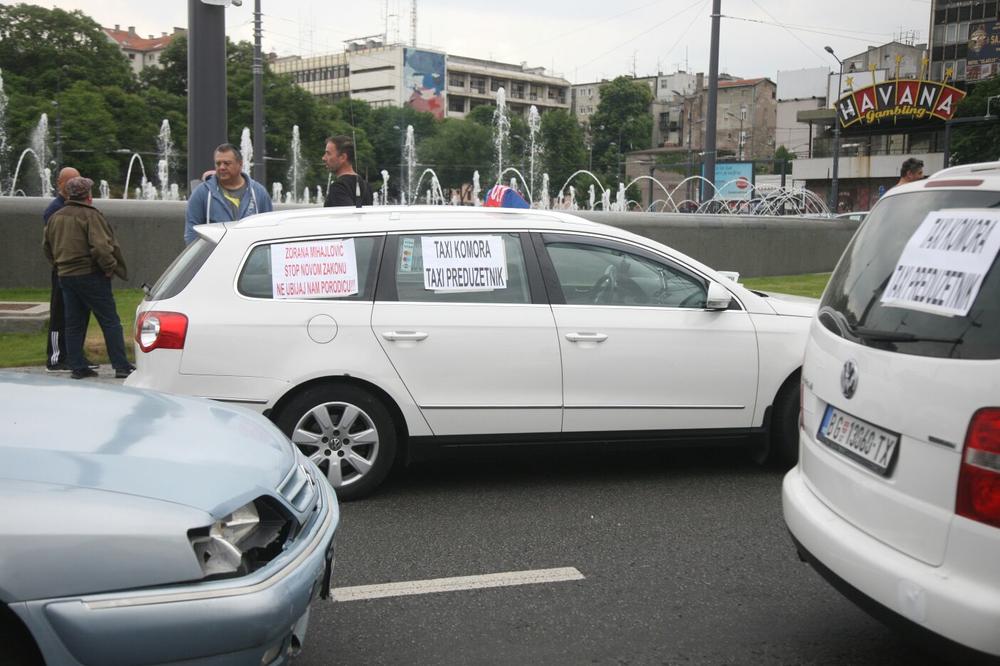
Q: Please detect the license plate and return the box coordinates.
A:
[817,405,900,476]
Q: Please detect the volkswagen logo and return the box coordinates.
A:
[841,360,858,399]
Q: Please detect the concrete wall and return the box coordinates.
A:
[575,211,858,278]
[0,198,859,290]
[793,152,943,180]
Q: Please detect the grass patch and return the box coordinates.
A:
[0,288,144,368]
[741,273,830,299]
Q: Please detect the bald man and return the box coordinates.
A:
[43,167,94,372]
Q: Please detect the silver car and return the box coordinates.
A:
[0,374,338,666]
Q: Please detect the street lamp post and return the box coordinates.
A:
[252,0,266,184]
[825,45,844,214]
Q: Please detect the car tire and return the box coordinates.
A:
[768,379,800,468]
[275,383,397,501]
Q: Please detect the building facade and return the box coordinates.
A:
[929,0,1000,83]
[680,77,778,161]
[445,55,570,119]
[103,25,186,75]
[272,41,569,120]
[776,67,830,158]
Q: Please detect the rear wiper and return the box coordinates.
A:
[141,282,152,298]
[853,326,963,344]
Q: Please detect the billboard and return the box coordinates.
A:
[968,21,1000,82]
[403,48,446,119]
[834,78,966,131]
[705,162,754,200]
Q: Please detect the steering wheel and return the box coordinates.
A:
[590,273,615,304]
[678,290,706,308]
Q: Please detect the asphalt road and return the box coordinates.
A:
[297,445,948,665]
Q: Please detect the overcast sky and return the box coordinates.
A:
[19,0,931,84]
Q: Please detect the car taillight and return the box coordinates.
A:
[136,311,188,353]
[956,408,1000,529]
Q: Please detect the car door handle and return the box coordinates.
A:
[381,331,429,342]
[565,332,608,343]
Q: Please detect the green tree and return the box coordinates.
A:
[0,4,137,188]
[416,118,492,193]
[58,82,119,185]
[588,77,654,185]
[540,110,587,198]
[0,4,133,97]
[949,77,1000,166]
[774,144,796,162]
[369,105,439,200]
[139,35,187,97]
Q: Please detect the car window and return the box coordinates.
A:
[820,190,1000,359]
[148,237,216,301]
[391,232,530,304]
[237,235,382,301]
[544,240,707,308]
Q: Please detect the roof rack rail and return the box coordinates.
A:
[930,161,1000,179]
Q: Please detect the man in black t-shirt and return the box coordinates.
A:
[322,135,374,207]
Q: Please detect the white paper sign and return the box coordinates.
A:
[421,235,507,291]
[881,209,1000,317]
[270,239,359,299]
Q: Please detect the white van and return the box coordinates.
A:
[783,162,1000,659]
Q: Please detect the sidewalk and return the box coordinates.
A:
[1,365,127,386]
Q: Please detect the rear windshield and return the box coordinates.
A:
[820,189,1000,360]
[147,238,216,301]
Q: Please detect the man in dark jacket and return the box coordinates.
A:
[42,166,95,372]
[322,135,373,207]
[44,177,134,380]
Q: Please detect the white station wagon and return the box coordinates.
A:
[127,207,815,498]
[784,162,1000,659]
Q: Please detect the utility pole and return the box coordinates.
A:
[703,0,722,203]
[187,0,228,191]
[825,46,844,215]
[252,0,266,184]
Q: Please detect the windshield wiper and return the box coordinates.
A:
[853,326,963,344]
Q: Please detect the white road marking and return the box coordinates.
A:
[331,567,585,602]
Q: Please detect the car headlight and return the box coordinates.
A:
[189,498,291,578]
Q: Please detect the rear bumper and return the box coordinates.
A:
[783,465,1000,659]
[15,478,338,666]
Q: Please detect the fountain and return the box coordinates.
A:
[122,153,147,200]
[30,114,52,198]
[287,125,306,204]
[99,180,110,199]
[316,185,323,203]
[240,127,253,175]
[403,125,416,203]
[302,187,310,204]
[472,170,481,206]
[0,69,8,191]
[156,119,173,200]
[380,169,390,206]
[527,105,542,204]
[538,173,550,209]
[272,182,283,202]
[492,87,510,185]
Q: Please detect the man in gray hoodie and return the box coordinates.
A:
[184,143,273,244]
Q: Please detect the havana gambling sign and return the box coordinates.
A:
[835,78,966,131]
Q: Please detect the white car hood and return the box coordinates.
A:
[760,292,819,318]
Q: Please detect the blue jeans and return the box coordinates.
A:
[60,273,130,372]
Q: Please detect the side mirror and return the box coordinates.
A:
[705,281,733,310]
